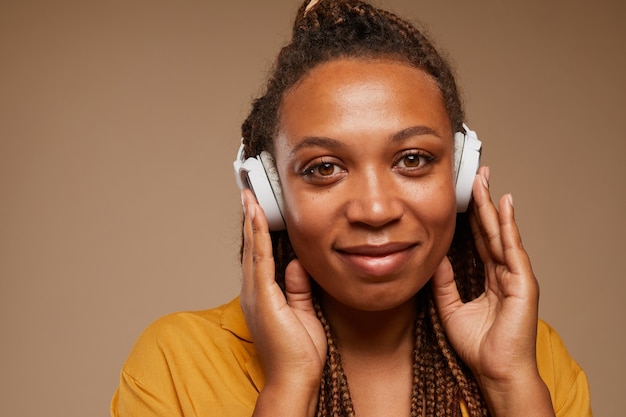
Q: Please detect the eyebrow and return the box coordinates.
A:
[390,125,441,142]
[289,125,441,156]
[289,136,345,156]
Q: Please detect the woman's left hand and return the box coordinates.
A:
[431,166,555,417]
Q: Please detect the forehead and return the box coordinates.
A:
[276,58,450,142]
[285,57,442,103]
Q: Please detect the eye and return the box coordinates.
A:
[303,162,340,177]
[395,150,435,171]
[301,159,345,183]
[315,162,339,176]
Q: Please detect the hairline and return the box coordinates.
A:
[271,53,451,154]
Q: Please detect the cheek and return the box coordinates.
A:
[281,188,349,286]
[282,191,335,252]
[414,180,457,241]
[435,197,457,249]
[284,192,322,228]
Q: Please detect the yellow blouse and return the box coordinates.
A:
[111,297,592,416]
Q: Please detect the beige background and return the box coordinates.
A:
[1,1,624,416]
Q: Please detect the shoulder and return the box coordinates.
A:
[123,297,258,378]
[112,297,263,416]
[535,320,593,417]
[130,297,252,353]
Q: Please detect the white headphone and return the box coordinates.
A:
[453,124,482,212]
[233,124,482,231]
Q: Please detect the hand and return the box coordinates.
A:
[431,167,554,416]
[239,189,326,416]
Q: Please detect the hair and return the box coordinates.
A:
[240,1,489,416]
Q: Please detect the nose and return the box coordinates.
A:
[344,168,404,228]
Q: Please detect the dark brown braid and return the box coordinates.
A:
[240,0,490,415]
[315,300,356,417]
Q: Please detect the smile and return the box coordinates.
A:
[335,242,418,277]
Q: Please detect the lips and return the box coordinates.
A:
[335,242,418,277]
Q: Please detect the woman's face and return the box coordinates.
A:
[274,58,457,312]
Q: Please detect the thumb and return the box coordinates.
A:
[431,256,463,321]
[284,259,314,313]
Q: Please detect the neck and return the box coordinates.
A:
[320,294,418,357]
[317,293,420,417]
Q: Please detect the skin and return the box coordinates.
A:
[240,58,555,417]
[276,58,457,314]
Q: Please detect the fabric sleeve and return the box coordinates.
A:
[110,316,186,417]
[111,368,182,417]
[535,320,593,417]
[110,302,260,417]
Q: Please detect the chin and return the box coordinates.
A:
[318,281,425,313]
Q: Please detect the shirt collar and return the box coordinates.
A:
[219,296,252,342]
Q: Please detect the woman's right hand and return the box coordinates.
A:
[240,189,327,417]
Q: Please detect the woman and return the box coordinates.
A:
[111,1,592,416]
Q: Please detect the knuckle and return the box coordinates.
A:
[251,251,271,266]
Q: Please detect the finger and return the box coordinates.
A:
[471,168,505,264]
[497,194,536,283]
[469,172,494,265]
[490,195,542,332]
[241,189,256,289]
[469,205,490,266]
[430,256,463,322]
[284,259,315,313]
[241,189,276,295]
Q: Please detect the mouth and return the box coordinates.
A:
[335,242,418,277]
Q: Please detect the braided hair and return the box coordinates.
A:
[240,1,489,415]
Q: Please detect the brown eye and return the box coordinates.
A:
[395,151,435,172]
[317,163,336,176]
[301,160,344,183]
[401,154,422,168]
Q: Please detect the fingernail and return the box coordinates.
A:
[247,204,256,221]
[507,193,514,207]
[484,166,491,184]
[480,174,489,189]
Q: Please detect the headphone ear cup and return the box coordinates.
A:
[454,127,482,213]
[233,144,286,231]
[258,151,286,226]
